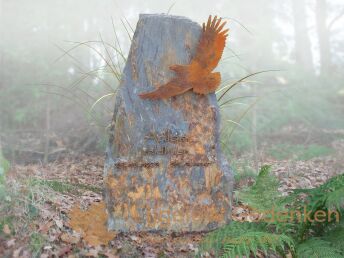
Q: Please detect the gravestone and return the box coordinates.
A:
[104,14,233,232]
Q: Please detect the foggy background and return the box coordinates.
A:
[0,0,343,166]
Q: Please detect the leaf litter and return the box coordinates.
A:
[0,138,343,257]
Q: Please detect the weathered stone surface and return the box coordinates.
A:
[104,14,233,232]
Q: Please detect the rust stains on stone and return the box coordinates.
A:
[105,160,230,231]
[130,38,138,81]
[205,164,222,189]
[128,186,145,201]
[68,202,116,246]
[104,14,233,232]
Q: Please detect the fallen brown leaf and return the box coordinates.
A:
[6,238,16,248]
[60,233,80,244]
[84,248,99,257]
[54,218,64,229]
[3,224,11,235]
[102,250,119,258]
[57,245,72,257]
[12,247,23,258]
[39,220,54,234]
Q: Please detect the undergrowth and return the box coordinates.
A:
[268,143,334,161]
[29,232,47,257]
[29,178,102,195]
[199,166,344,258]
[0,177,50,242]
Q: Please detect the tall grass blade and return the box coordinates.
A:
[217,70,280,102]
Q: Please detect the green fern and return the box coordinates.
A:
[291,174,344,211]
[281,174,344,240]
[237,165,281,211]
[322,223,344,253]
[321,174,344,211]
[200,170,344,258]
[0,151,10,184]
[221,231,294,258]
[325,187,344,211]
[296,238,344,258]
[199,222,294,258]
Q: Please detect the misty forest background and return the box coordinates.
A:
[1,1,344,257]
[1,0,344,168]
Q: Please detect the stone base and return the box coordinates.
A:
[104,161,232,232]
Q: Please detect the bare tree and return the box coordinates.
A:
[291,0,314,73]
[316,0,332,75]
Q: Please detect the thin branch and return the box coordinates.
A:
[328,8,344,30]
[167,2,176,14]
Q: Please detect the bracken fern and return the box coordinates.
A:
[296,238,343,258]
[199,168,344,258]
[236,165,281,211]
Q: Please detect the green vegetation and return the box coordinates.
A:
[200,222,294,258]
[0,151,10,184]
[236,165,280,210]
[0,1,344,256]
[232,161,257,185]
[29,232,47,257]
[268,144,334,161]
[199,167,344,258]
[221,127,253,155]
[0,1,343,165]
[0,178,44,251]
[0,170,102,256]
[29,178,102,195]
[0,216,14,237]
[0,152,11,233]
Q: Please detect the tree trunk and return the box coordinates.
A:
[316,0,332,75]
[104,14,233,232]
[292,0,314,73]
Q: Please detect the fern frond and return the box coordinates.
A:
[296,238,344,258]
[292,174,344,207]
[325,187,344,211]
[323,225,344,252]
[221,231,294,258]
[237,165,281,211]
[321,174,344,190]
[200,174,344,258]
[199,222,293,258]
[200,222,266,256]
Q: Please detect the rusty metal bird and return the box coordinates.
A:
[139,15,229,100]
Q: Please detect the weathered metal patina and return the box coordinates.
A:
[104,14,233,232]
[139,15,229,99]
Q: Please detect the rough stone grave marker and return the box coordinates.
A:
[104,14,233,232]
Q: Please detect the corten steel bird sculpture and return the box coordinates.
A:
[139,15,229,100]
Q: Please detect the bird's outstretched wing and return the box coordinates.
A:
[191,15,229,74]
[139,15,228,100]
[138,80,192,100]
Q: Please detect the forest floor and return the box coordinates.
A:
[1,136,344,258]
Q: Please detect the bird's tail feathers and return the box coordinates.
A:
[139,81,191,100]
